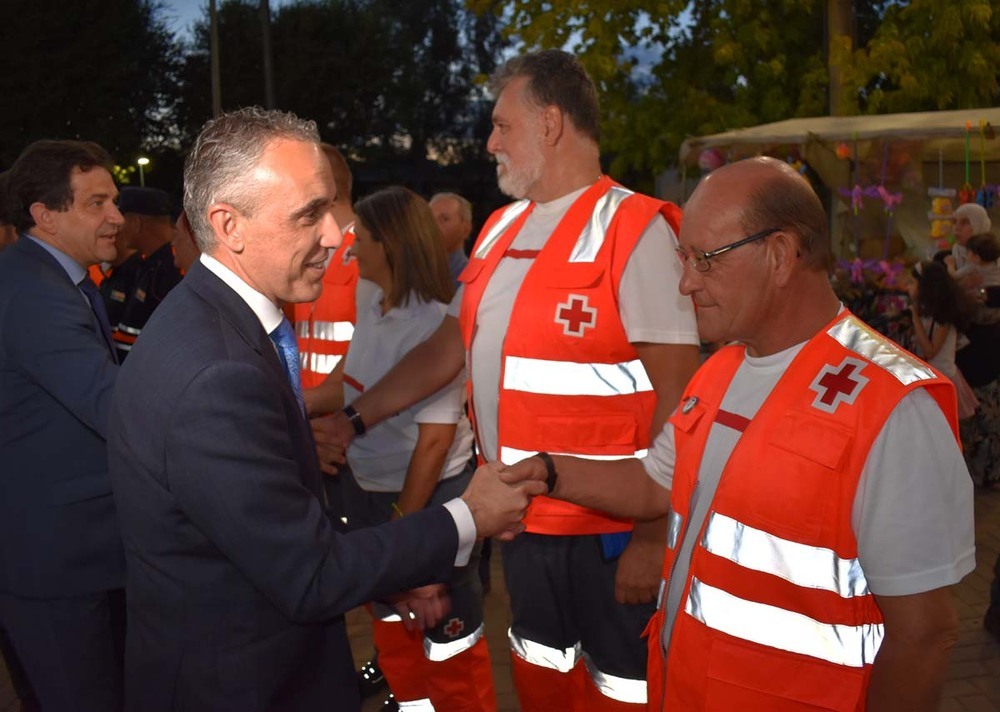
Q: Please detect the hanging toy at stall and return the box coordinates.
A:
[975,119,995,209]
[698,148,725,173]
[958,122,976,204]
[835,133,864,259]
[875,141,903,261]
[927,147,955,251]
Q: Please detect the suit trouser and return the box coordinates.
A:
[0,588,125,712]
[502,533,653,712]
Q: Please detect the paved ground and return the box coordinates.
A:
[3,487,999,711]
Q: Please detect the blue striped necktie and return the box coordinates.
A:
[269,317,306,415]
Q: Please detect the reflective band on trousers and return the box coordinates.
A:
[568,186,635,263]
[503,356,653,397]
[296,319,354,342]
[700,512,871,598]
[582,651,647,704]
[499,447,647,467]
[397,698,435,711]
[474,200,532,260]
[685,577,884,667]
[424,622,484,662]
[828,316,935,386]
[298,352,343,375]
[666,509,683,550]
[508,628,581,673]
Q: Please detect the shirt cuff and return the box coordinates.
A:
[443,498,476,567]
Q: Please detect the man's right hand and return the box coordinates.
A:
[461,462,547,541]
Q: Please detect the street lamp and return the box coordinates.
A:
[137,157,150,187]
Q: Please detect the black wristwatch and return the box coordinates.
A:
[342,405,367,436]
[535,451,557,494]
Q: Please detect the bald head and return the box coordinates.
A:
[691,157,831,272]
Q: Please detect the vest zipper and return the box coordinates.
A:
[658,478,701,712]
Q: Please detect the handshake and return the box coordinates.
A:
[312,411,553,541]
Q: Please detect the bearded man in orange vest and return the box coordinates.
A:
[319,49,702,711]
[499,156,976,711]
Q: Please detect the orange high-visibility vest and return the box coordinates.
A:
[293,226,358,389]
[459,177,683,535]
[644,312,958,711]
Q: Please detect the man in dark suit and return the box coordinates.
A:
[0,140,126,711]
[107,107,544,712]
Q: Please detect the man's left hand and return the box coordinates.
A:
[614,529,665,605]
[389,584,451,631]
[311,415,347,475]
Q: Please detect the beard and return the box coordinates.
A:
[495,147,545,200]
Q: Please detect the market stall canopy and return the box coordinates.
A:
[679,108,1000,166]
[679,108,1000,258]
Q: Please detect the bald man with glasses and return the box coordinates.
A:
[502,156,976,712]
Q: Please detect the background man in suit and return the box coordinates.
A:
[0,140,126,711]
[107,107,544,712]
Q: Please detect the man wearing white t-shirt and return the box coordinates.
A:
[325,50,701,711]
[501,156,976,711]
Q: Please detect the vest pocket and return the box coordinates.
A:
[544,262,605,288]
[704,636,864,711]
[458,259,486,285]
[534,412,637,455]
[769,411,852,471]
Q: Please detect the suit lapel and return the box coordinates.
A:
[183,262,327,502]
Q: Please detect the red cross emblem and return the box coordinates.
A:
[443,617,465,638]
[554,294,597,338]
[809,357,869,413]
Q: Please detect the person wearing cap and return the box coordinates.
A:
[99,223,145,332]
[113,186,183,361]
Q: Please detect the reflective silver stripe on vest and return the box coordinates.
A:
[299,352,343,375]
[302,320,354,342]
[508,627,582,673]
[582,651,647,704]
[666,509,683,550]
[397,698,435,711]
[503,356,653,397]
[568,186,634,263]
[685,577,884,668]
[474,200,532,260]
[118,323,142,336]
[499,447,648,467]
[828,316,936,386]
[701,513,870,598]
[424,622,484,662]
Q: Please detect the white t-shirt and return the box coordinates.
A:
[918,317,957,378]
[345,280,474,492]
[448,184,700,461]
[642,341,976,646]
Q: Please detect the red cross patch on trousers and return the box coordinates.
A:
[443,617,465,638]
[554,294,597,337]
[808,357,869,414]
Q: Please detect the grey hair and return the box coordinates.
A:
[430,192,472,223]
[183,107,320,251]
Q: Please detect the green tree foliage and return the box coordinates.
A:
[467,0,1000,188]
[179,0,505,172]
[0,0,184,168]
[836,0,1000,114]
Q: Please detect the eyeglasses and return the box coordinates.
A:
[675,227,781,273]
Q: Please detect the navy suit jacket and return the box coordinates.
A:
[108,261,459,711]
[0,236,123,597]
